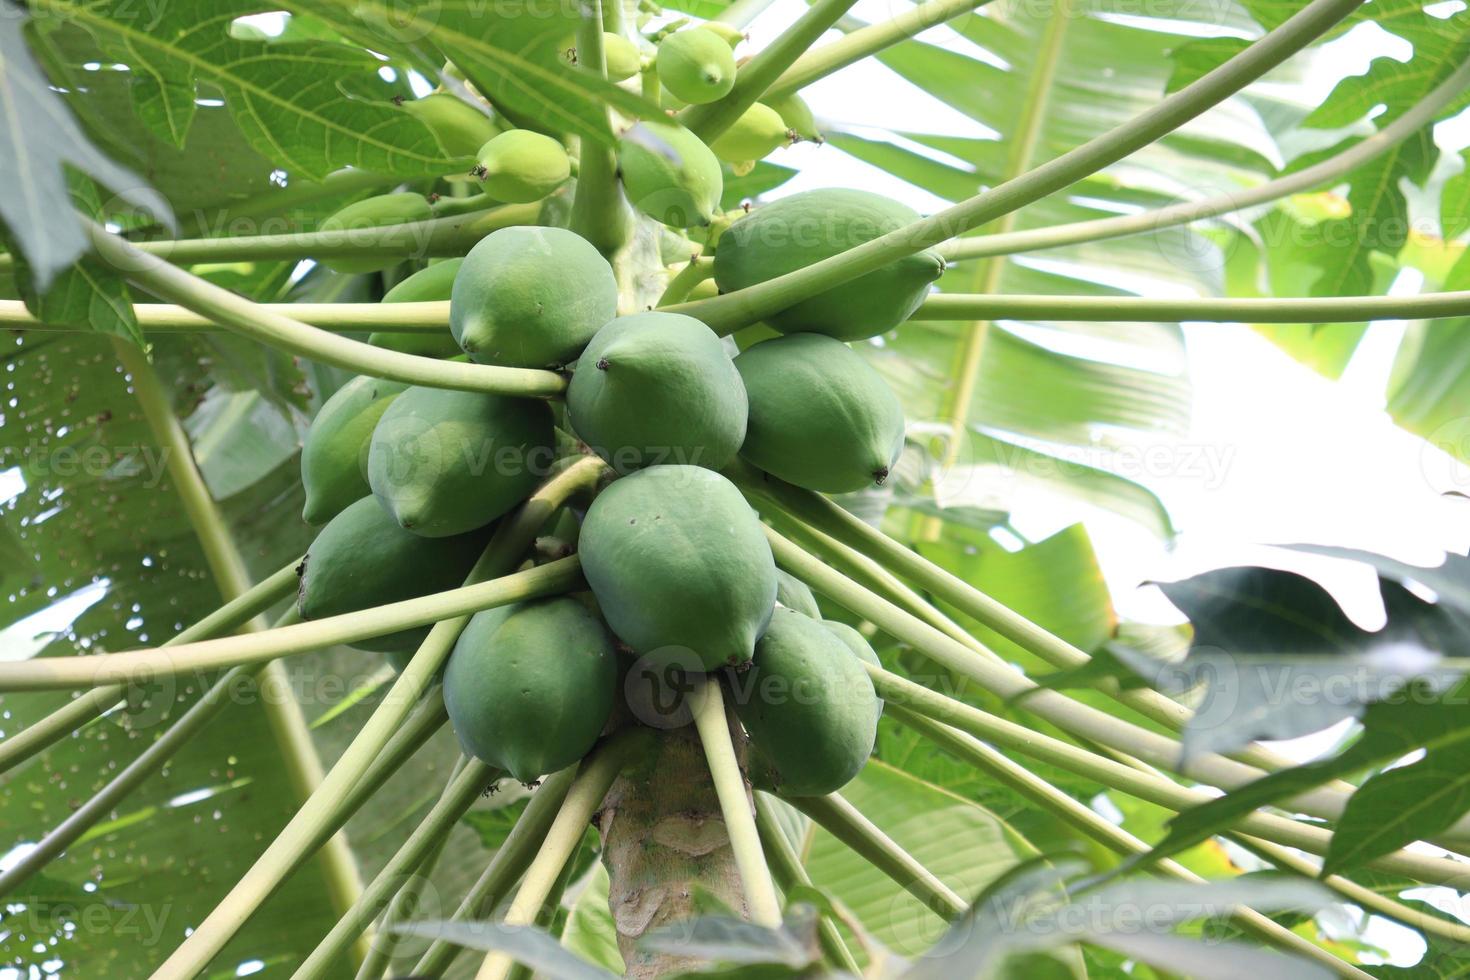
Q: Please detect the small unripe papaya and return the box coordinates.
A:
[618,120,723,227]
[297,496,492,654]
[656,28,736,104]
[475,130,571,203]
[369,259,465,358]
[776,569,820,618]
[732,607,879,796]
[713,188,945,340]
[450,226,618,368]
[319,192,434,275]
[579,465,776,670]
[710,103,789,163]
[567,311,747,473]
[403,93,500,158]
[444,596,618,782]
[602,32,643,82]
[823,620,880,670]
[762,93,821,143]
[301,375,408,526]
[734,333,905,494]
[367,386,555,537]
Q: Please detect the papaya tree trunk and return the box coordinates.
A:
[599,717,750,977]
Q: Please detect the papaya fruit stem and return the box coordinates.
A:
[654,254,714,306]
[671,0,1365,334]
[569,1,637,256]
[689,675,784,928]
[869,674,1470,886]
[473,728,653,980]
[679,0,858,143]
[86,222,567,398]
[146,461,603,977]
[890,708,1383,978]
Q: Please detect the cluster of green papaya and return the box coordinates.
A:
[293,48,945,792]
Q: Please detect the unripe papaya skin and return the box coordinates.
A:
[710,103,789,163]
[369,259,465,358]
[450,226,618,368]
[734,333,905,494]
[475,130,572,204]
[732,607,879,796]
[568,311,748,474]
[443,596,618,782]
[656,28,736,105]
[823,619,885,720]
[301,375,409,526]
[618,120,723,227]
[602,32,643,82]
[713,188,945,340]
[775,568,820,618]
[700,22,746,48]
[579,466,776,670]
[403,93,500,158]
[367,386,555,537]
[319,192,434,275]
[297,496,492,653]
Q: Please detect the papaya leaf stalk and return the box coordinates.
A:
[669,0,1365,334]
[752,796,863,974]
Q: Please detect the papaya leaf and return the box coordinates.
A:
[639,906,819,968]
[389,920,620,979]
[1164,38,1251,94]
[1385,319,1470,468]
[1138,673,1470,873]
[32,0,455,179]
[1322,742,1470,875]
[1157,565,1470,760]
[1444,151,1470,240]
[0,1,170,290]
[1284,545,1470,618]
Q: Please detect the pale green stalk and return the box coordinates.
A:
[914,290,1470,322]
[411,766,580,977]
[89,225,564,398]
[752,796,862,974]
[938,57,1470,263]
[570,0,635,255]
[869,669,1470,885]
[670,0,1365,334]
[689,676,783,927]
[473,730,651,980]
[767,0,995,99]
[147,459,605,978]
[786,792,966,918]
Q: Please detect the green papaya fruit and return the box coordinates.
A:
[713,188,945,340]
[775,568,820,618]
[367,386,555,537]
[297,496,492,653]
[567,311,747,473]
[734,333,905,494]
[368,259,465,358]
[450,226,619,368]
[656,28,736,104]
[732,607,879,796]
[602,32,643,82]
[403,93,500,158]
[618,120,723,227]
[319,192,434,275]
[762,93,821,143]
[443,596,618,782]
[700,22,746,48]
[823,620,880,669]
[475,130,572,204]
[710,103,789,163]
[301,375,409,526]
[579,465,776,670]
